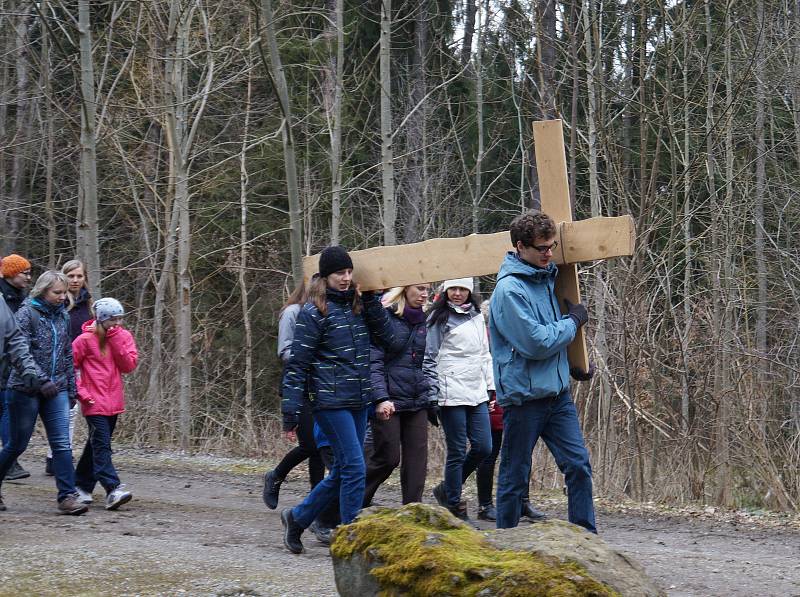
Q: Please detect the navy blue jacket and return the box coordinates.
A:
[370,308,433,412]
[282,289,394,424]
[8,298,76,399]
[0,278,27,313]
[68,288,92,342]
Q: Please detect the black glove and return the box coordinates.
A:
[570,362,596,382]
[282,412,299,432]
[427,406,439,427]
[21,372,43,394]
[564,299,588,329]
[39,381,58,399]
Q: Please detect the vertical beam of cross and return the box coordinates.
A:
[533,119,590,372]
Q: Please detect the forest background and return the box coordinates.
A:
[1,0,798,512]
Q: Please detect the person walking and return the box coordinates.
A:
[0,271,86,514]
[262,279,325,510]
[279,246,394,554]
[424,278,493,522]
[362,284,434,507]
[72,298,138,510]
[489,210,596,532]
[474,302,547,523]
[0,254,33,480]
[43,259,94,476]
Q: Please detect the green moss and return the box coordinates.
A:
[331,504,619,597]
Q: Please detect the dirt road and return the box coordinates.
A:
[1,447,798,596]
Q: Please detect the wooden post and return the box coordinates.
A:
[533,119,589,371]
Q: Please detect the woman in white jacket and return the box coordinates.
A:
[423,277,493,521]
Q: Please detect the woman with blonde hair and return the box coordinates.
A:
[0,271,86,514]
[43,260,93,476]
[362,283,435,507]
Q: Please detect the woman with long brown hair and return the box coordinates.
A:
[279,246,394,554]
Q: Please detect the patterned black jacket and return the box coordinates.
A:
[281,289,394,426]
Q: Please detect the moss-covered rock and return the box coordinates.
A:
[331,504,663,596]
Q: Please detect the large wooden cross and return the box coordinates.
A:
[303,119,635,370]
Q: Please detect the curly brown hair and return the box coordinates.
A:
[509,210,556,247]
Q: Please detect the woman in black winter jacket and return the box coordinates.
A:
[362,284,436,506]
[279,246,394,554]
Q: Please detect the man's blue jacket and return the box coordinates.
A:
[488,252,577,407]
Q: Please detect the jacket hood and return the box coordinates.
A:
[496,251,557,283]
[81,319,97,333]
[0,277,26,299]
[30,297,66,316]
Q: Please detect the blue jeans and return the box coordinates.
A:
[75,414,121,493]
[0,390,10,447]
[439,402,492,508]
[0,390,77,501]
[291,407,368,529]
[496,391,596,532]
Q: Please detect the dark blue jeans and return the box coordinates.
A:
[438,402,492,508]
[0,389,10,447]
[0,389,77,501]
[291,407,368,529]
[496,391,596,532]
[75,414,121,493]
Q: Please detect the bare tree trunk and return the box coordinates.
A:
[714,0,736,507]
[582,0,612,482]
[323,0,344,244]
[162,0,214,449]
[77,0,102,296]
[536,0,557,117]
[380,0,396,244]
[754,0,768,366]
[681,2,693,436]
[239,43,254,444]
[404,0,428,242]
[8,3,34,253]
[261,0,304,278]
[40,0,56,267]
[472,0,484,235]
[461,0,477,67]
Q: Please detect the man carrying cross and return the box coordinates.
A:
[488,210,597,533]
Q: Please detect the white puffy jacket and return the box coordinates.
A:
[423,303,494,407]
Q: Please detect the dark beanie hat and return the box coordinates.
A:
[318,246,353,278]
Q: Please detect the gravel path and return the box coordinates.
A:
[1,447,798,596]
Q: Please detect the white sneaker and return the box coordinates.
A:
[105,485,132,510]
[75,488,93,504]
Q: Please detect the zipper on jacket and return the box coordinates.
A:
[49,316,58,379]
[545,279,566,393]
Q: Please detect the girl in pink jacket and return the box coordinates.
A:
[72,298,138,510]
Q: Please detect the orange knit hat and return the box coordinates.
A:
[1,254,31,278]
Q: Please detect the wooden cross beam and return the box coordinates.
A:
[302,119,635,369]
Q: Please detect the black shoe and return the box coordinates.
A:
[45,457,54,476]
[432,482,447,508]
[281,508,305,554]
[0,494,5,511]
[520,500,547,522]
[4,461,30,481]
[262,470,283,510]
[309,520,333,546]
[477,503,497,521]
